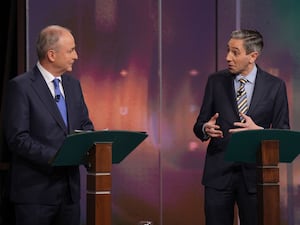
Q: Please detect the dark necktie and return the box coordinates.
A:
[53,78,68,126]
[236,78,248,122]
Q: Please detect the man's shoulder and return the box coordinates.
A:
[257,67,285,84]
[208,69,232,81]
[9,69,35,84]
[61,74,81,85]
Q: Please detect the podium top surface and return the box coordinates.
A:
[51,130,148,166]
[225,129,300,163]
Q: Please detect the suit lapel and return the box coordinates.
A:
[30,67,68,133]
[225,73,240,119]
[229,75,239,114]
[52,74,81,134]
[247,69,264,115]
[61,75,75,133]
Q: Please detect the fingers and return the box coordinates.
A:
[233,121,247,127]
[229,127,245,133]
[205,124,223,138]
[204,112,223,138]
[211,112,219,121]
[230,114,263,132]
[210,130,224,138]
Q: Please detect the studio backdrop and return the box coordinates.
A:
[27,0,300,225]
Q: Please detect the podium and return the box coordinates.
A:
[51,130,148,225]
[225,129,300,225]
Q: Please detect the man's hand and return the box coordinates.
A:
[229,113,263,133]
[204,113,224,138]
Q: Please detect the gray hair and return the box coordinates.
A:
[36,25,71,60]
[231,29,263,55]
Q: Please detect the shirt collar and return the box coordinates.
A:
[37,61,62,83]
[235,64,257,84]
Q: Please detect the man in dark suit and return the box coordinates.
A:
[193,29,290,225]
[2,25,94,225]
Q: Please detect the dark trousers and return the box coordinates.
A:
[14,201,80,225]
[14,184,80,225]
[204,170,257,225]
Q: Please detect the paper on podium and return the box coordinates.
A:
[50,130,148,166]
[225,129,300,163]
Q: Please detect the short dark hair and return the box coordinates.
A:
[231,29,263,55]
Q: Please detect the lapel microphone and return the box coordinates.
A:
[55,94,61,102]
[237,89,242,97]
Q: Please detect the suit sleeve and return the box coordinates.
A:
[271,79,290,129]
[193,76,214,141]
[3,80,57,168]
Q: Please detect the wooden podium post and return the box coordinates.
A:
[50,130,148,225]
[225,129,300,225]
[257,140,280,225]
[86,143,112,225]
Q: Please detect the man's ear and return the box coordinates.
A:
[249,51,259,64]
[47,49,56,62]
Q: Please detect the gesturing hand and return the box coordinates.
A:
[204,113,224,138]
[229,113,263,133]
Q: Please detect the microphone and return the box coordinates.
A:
[55,94,60,102]
[237,89,242,97]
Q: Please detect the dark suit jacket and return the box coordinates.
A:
[3,65,94,204]
[193,66,290,193]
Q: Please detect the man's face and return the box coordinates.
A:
[226,38,257,75]
[52,31,78,74]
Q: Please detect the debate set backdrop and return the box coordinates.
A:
[24,0,300,224]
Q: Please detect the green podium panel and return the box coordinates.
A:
[225,129,300,163]
[51,130,148,166]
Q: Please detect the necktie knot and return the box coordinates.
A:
[239,78,247,86]
[53,78,60,89]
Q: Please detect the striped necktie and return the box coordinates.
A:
[53,78,68,126]
[236,78,248,122]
